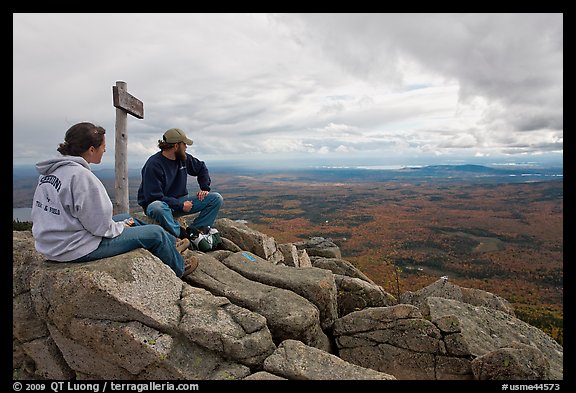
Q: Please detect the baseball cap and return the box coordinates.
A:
[163,128,193,145]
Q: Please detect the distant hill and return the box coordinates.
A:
[13,163,563,209]
[407,164,508,173]
[254,164,563,184]
[13,165,38,177]
[13,163,563,179]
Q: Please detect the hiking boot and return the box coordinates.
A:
[186,226,201,239]
[183,255,199,276]
[176,238,190,254]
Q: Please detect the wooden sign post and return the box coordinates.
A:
[112,81,144,215]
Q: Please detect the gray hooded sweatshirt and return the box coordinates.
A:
[31,155,124,261]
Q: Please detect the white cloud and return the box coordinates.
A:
[13,13,563,168]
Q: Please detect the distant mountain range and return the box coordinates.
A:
[266,164,563,184]
[14,163,563,181]
[398,164,562,176]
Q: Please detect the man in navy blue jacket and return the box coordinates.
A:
[137,128,223,240]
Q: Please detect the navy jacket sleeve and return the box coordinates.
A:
[186,155,211,191]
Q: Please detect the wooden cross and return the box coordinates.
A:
[112,81,144,215]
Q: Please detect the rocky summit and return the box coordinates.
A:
[13,217,563,380]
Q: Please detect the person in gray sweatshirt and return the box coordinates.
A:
[31,122,198,277]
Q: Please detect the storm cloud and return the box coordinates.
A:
[13,13,563,168]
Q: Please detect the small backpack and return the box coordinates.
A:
[189,226,222,252]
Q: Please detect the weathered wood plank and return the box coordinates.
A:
[112,86,144,119]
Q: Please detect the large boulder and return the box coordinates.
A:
[400,277,515,317]
[215,218,284,263]
[182,252,331,352]
[471,342,551,380]
[263,339,396,380]
[13,231,273,379]
[294,237,342,259]
[219,251,338,331]
[426,297,562,379]
[334,274,396,317]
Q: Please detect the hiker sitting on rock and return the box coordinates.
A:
[31,122,198,277]
[136,127,223,243]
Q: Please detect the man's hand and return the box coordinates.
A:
[183,200,193,212]
[197,190,209,201]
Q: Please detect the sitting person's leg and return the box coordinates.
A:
[112,212,152,227]
[187,192,223,229]
[73,224,186,277]
[145,200,183,238]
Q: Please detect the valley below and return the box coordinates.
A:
[14,165,563,344]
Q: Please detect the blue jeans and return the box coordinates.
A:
[145,192,223,237]
[72,213,185,277]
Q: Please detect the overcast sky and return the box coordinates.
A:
[13,13,563,169]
